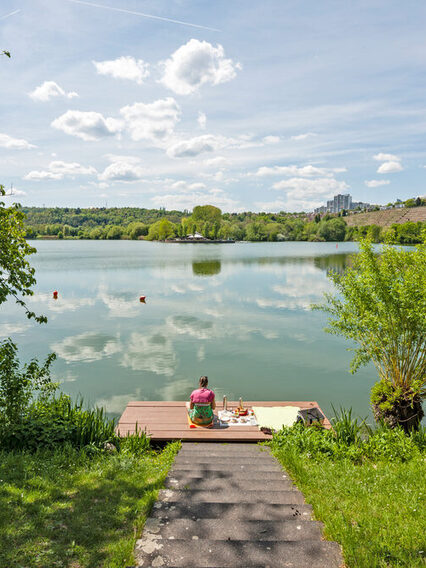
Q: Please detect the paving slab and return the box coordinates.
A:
[165,470,290,482]
[144,518,324,541]
[158,488,305,505]
[134,538,343,568]
[165,476,297,492]
[150,502,313,521]
[170,462,283,472]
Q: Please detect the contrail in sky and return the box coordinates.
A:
[0,9,21,21]
[64,0,220,32]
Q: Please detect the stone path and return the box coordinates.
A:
[132,443,343,567]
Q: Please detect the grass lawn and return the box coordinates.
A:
[272,447,426,568]
[0,443,179,568]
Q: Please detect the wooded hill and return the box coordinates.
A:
[345,206,426,228]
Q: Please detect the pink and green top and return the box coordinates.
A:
[190,388,215,404]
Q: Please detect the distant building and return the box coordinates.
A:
[315,193,353,214]
[351,201,371,211]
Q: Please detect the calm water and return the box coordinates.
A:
[1,240,377,419]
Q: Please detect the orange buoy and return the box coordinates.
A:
[139,296,146,303]
[53,290,58,299]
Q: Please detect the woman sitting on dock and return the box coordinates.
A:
[187,376,216,426]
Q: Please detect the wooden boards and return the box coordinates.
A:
[117,400,331,442]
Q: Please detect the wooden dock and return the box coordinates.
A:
[117,401,331,442]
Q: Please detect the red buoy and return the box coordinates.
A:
[139,296,146,303]
[53,290,58,299]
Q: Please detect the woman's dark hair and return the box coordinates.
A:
[199,376,208,388]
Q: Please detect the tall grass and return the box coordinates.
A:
[0,394,120,451]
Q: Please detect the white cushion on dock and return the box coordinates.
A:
[253,406,300,430]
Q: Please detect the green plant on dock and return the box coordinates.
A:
[313,238,426,430]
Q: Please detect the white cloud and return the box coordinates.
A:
[104,154,142,164]
[373,152,403,174]
[255,199,289,213]
[255,164,345,177]
[167,134,224,158]
[160,39,241,95]
[377,161,403,174]
[24,170,63,180]
[151,187,240,212]
[273,176,348,195]
[50,161,96,175]
[268,176,349,212]
[373,152,400,162]
[365,179,390,187]
[291,132,317,141]
[51,110,122,141]
[29,81,78,102]
[0,132,35,149]
[120,97,181,142]
[204,156,228,167]
[170,180,206,191]
[198,111,207,129]
[93,56,150,84]
[24,160,97,181]
[5,189,26,196]
[262,135,280,144]
[99,161,145,182]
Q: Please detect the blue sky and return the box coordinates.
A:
[1,0,426,212]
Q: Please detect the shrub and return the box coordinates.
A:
[271,411,425,463]
[0,394,120,451]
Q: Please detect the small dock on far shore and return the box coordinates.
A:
[117,401,331,442]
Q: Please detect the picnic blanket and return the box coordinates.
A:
[252,406,300,431]
[187,413,214,429]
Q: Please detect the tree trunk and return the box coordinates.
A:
[373,394,424,432]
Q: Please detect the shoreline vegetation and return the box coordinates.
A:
[22,203,426,244]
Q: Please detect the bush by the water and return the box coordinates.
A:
[0,338,150,453]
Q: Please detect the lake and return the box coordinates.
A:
[1,240,376,419]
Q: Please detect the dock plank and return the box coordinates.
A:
[117,400,330,442]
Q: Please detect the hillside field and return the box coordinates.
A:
[345,206,426,228]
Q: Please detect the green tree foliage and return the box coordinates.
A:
[314,239,426,430]
[192,205,222,224]
[126,222,148,239]
[318,218,347,241]
[20,204,426,244]
[106,225,123,240]
[0,187,46,322]
[147,219,176,240]
[0,338,56,425]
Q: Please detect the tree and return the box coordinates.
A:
[314,239,426,431]
[318,218,347,241]
[106,225,123,239]
[147,219,176,240]
[0,187,46,323]
[192,205,222,224]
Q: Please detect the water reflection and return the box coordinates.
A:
[52,331,120,363]
[192,259,221,277]
[4,241,374,418]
